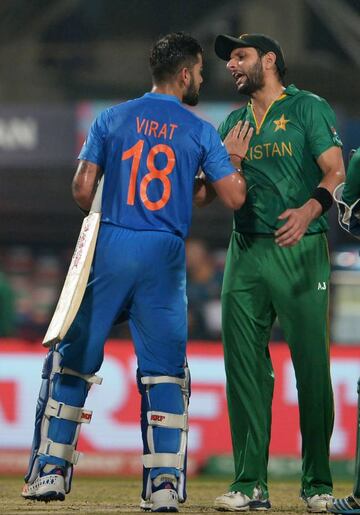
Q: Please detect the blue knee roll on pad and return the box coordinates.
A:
[138,368,190,503]
[24,348,102,493]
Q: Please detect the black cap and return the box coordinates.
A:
[215,33,286,74]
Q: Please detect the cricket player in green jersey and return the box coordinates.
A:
[211,33,346,513]
[333,148,360,239]
[328,149,360,515]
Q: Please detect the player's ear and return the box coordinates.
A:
[179,67,190,87]
[263,51,276,71]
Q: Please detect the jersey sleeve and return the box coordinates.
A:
[300,95,343,159]
[78,109,109,167]
[342,148,360,205]
[200,122,235,182]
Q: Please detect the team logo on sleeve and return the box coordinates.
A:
[273,114,290,132]
[331,126,342,146]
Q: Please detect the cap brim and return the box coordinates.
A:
[215,34,251,61]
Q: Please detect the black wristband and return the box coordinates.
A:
[311,187,333,214]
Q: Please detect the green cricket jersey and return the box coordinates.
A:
[218,84,343,234]
[342,147,360,205]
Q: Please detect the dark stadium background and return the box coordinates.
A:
[0,0,359,481]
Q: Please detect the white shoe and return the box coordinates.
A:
[21,468,65,502]
[151,488,178,512]
[140,498,153,511]
[215,491,251,512]
[149,474,179,512]
[302,493,333,513]
[214,487,271,512]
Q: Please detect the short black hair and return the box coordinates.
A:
[150,32,203,83]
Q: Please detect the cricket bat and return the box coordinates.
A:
[42,177,104,347]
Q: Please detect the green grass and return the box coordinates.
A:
[0,475,354,514]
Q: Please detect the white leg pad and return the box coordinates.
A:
[45,398,93,424]
[147,411,188,430]
[141,369,190,503]
[142,453,185,469]
[39,439,80,465]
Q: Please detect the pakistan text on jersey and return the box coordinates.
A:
[136,117,179,140]
[245,141,293,161]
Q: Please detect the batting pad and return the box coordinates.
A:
[42,177,104,347]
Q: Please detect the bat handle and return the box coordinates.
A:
[90,176,104,214]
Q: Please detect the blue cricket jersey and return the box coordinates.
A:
[79,92,234,239]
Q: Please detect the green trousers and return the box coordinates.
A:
[221,232,334,499]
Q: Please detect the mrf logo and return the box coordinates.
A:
[151,414,166,422]
[81,412,92,421]
[318,282,327,290]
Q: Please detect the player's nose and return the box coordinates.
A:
[226,59,237,72]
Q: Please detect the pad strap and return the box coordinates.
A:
[59,366,103,385]
[39,439,80,465]
[45,398,92,424]
[142,452,185,470]
[148,411,188,430]
[52,351,103,384]
[141,375,186,388]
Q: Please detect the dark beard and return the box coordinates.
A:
[238,59,265,96]
[183,76,199,106]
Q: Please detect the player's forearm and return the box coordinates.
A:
[306,170,345,220]
[303,146,346,219]
[342,151,360,205]
[213,171,246,210]
[301,179,339,223]
[193,177,217,207]
[299,198,322,222]
[316,147,345,195]
[72,191,93,212]
[317,171,345,196]
[72,160,102,211]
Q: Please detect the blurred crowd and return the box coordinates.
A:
[0,240,227,342]
[186,239,223,340]
[0,246,70,340]
[3,239,360,343]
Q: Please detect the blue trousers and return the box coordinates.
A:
[39,223,187,477]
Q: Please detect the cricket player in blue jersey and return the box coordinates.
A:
[22,32,247,512]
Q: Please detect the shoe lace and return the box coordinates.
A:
[308,493,332,503]
[40,467,64,477]
[224,491,245,498]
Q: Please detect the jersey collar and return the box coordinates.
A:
[283,84,300,96]
[248,89,286,134]
[143,92,182,104]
